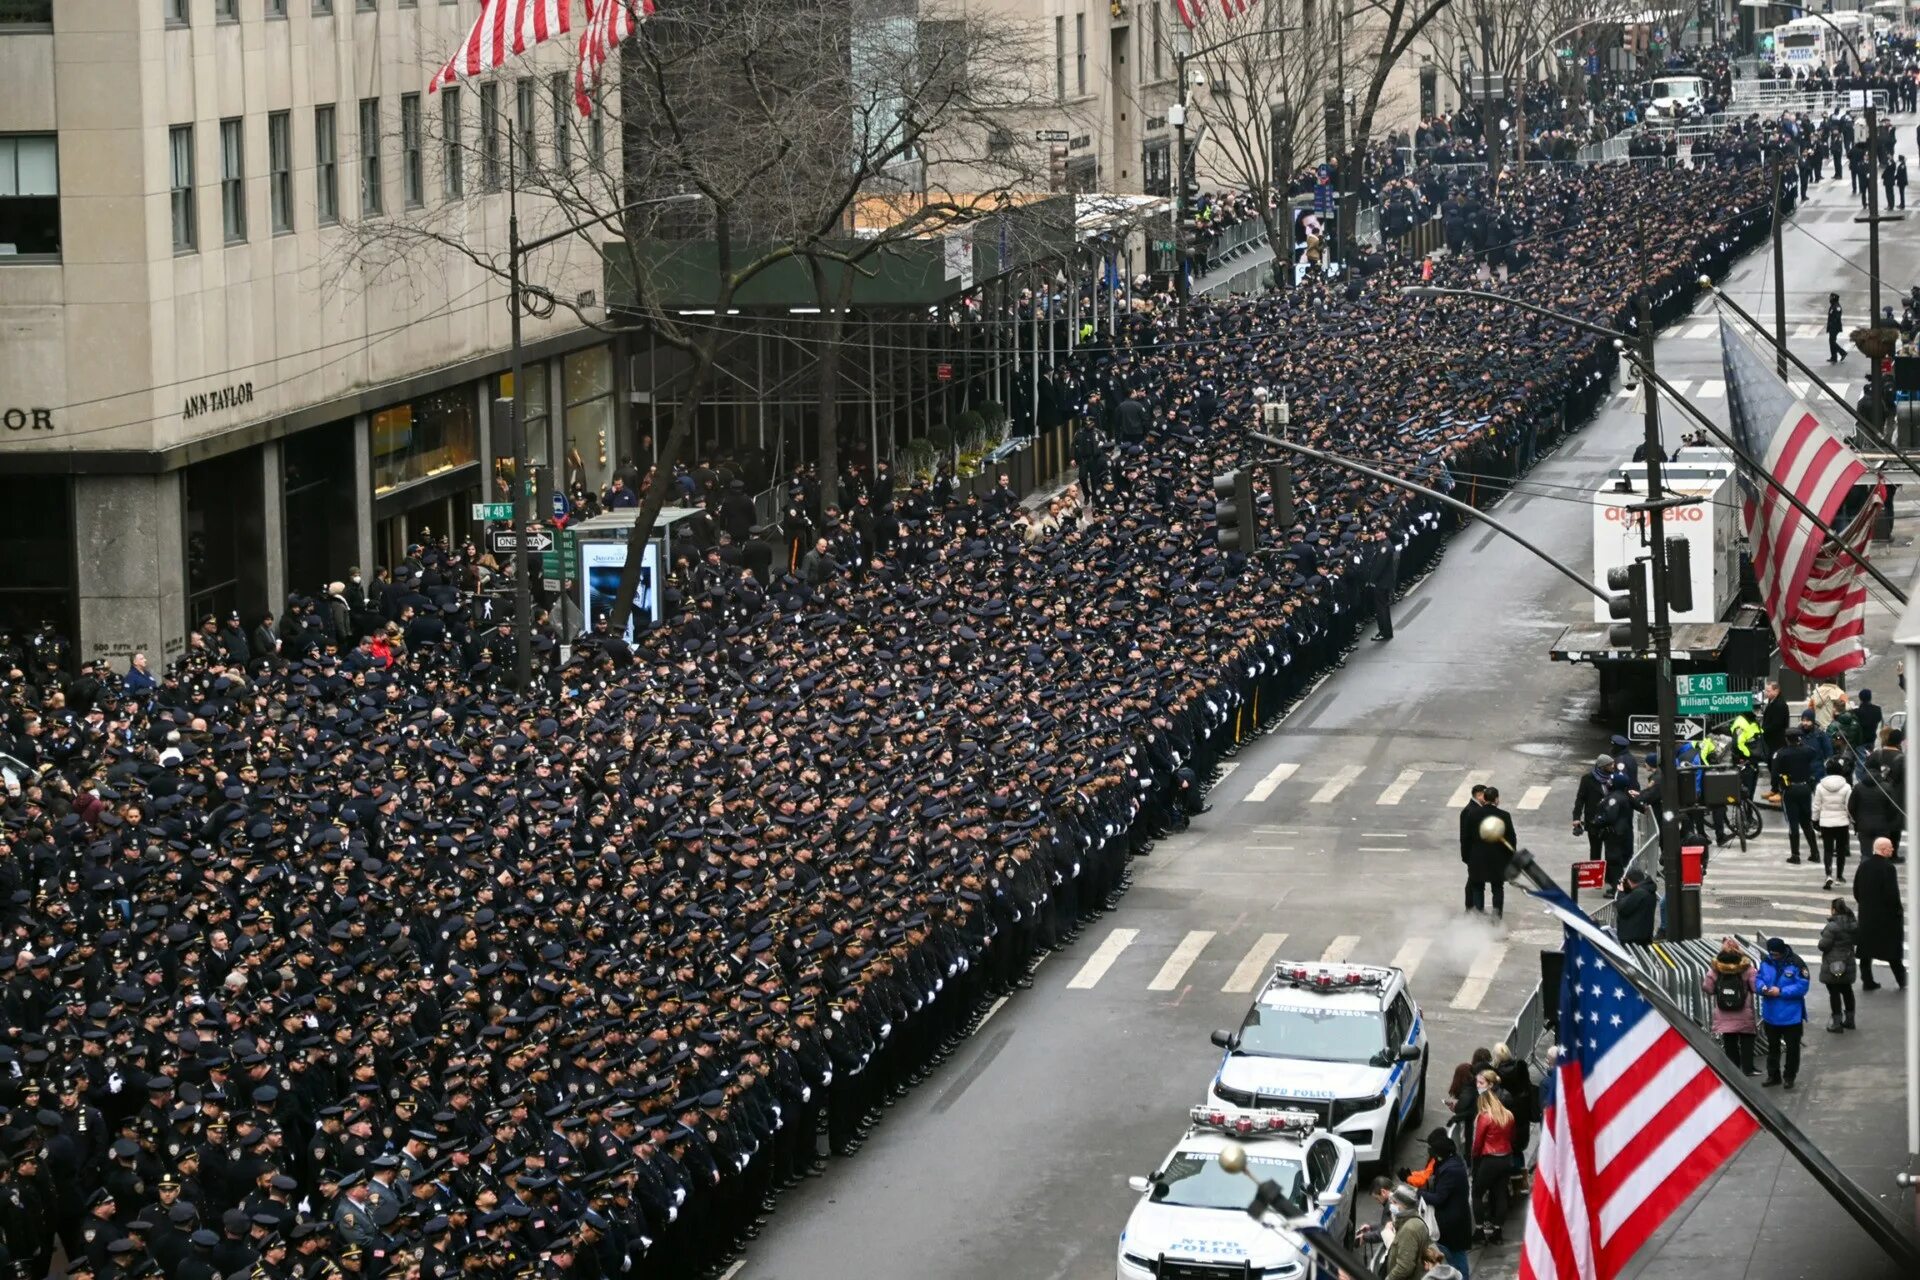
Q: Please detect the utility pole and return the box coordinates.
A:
[1172,41,1191,302]
[1771,153,1788,381]
[1637,290,1699,942]
[506,149,534,695]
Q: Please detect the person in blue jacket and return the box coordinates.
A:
[1757,936,1811,1089]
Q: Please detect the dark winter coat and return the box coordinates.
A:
[1465,805,1514,880]
[1854,854,1905,961]
[1615,879,1658,946]
[1419,1153,1474,1250]
[1817,913,1858,986]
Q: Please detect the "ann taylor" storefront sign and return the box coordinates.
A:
[182,381,254,420]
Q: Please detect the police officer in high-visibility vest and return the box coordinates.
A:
[1730,705,1764,800]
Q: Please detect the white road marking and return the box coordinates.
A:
[1448,770,1494,808]
[1321,935,1361,964]
[1311,765,1365,803]
[1516,785,1552,811]
[1150,930,1217,991]
[720,1263,746,1280]
[1376,769,1423,806]
[1245,762,1300,803]
[1695,380,1726,399]
[1216,762,1241,781]
[1224,933,1289,992]
[973,995,1011,1031]
[1067,928,1138,989]
[1449,944,1510,1010]
[1391,937,1432,981]
[1358,846,1409,852]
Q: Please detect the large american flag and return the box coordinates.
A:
[1520,898,1760,1280]
[1719,315,1879,676]
[1174,0,1253,28]
[575,0,655,115]
[430,0,573,95]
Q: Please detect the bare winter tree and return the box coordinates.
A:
[1188,1,1333,289]
[1337,0,1458,257]
[337,0,1055,634]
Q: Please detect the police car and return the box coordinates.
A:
[1205,962,1427,1171]
[1117,1105,1356,1280]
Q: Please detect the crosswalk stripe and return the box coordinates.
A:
[1668,378,1695,395]
[1449,944,1509,1010]
[1696,380,1725,399]
[1376,769,1422,806]
[1245,762,1300,803]
[1149,930,1216,991]
[1312,765,1365,804]
[1516,785,1551,811]
[1216,762,1240,781]
[1068,928,1138,989]
[1448,771,1493,808]
[1224,933,1288,993]
[1321,935,1361,964]
[1391,937,1431,981]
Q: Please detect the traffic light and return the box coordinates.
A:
[1179,166,1205,241]
[1048,145,1068,192]
[1323,87,1345,160]
[1664,536,1694,614]
[1267,460,1296,528]
[1606,562,1650,650]
[1214,470,1257,552]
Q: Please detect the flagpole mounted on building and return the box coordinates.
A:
[1498,834,1920,1273]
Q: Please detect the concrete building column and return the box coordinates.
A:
[74,473,188,674]
[353,413,374,578]
[261,439,286,613]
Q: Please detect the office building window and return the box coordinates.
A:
[1054,16,1064,101]
[1,0,54,21]
[400,94,423,207]
[169,125,195,251]
[563,347,615,496]
[358,0,378,10]
[0,134,60,258]
[267,0,287,15]
[315,105,338,223]
[480,83,501,189]
[441,86,464,198]
[516,78,536,169]
[359,98,383,215]
[589,107,603,164]
[372,388,479,495]
[313,0,333,14]
[165,0,187,23]
[1075,13,1085,96]
[268,111,293,232]
[551,73,572,169]
[219,118,245,242]
[1152,2,1164,80]
[216,0,238,19]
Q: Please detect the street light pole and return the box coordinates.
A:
[1636,289,1698,942]
[1405,283,1694,937]
[502,185,703,691]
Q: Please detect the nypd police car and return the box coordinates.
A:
[1117,1105,1356,1280]
[1205,962,1427,1171]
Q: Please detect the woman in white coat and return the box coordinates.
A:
[1811,757,1855,890]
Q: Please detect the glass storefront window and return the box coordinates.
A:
[492,364,550,504]
[563,346,615,497]
[372,386,478,494]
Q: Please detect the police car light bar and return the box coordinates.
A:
[1274,961,1392,990]
[1188,1104,1319,1137]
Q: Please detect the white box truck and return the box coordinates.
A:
[1551,448,1775,727]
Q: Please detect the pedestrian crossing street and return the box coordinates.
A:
[1213,759,1563,812]
[1690,823,1911,957]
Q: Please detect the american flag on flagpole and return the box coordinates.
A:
[1520,895,1760,1280]
[1174,0,1252,29]
[575,0,655,115]
[1718,314,1880,676]
[430,0,573,95]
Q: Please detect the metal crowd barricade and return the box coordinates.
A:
[1202,216,1269,275]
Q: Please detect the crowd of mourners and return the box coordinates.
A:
[0,152,1778,1280]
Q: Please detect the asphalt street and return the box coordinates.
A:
[737,142,1920,1280]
